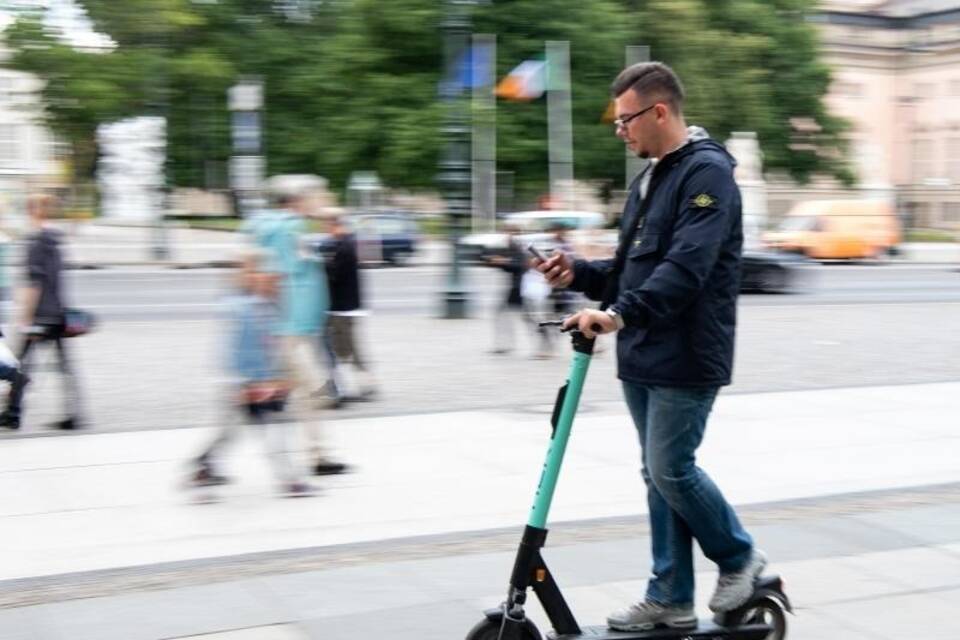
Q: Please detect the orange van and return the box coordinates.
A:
[764,199,901,260]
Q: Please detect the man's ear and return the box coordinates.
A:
[655,102,669,122]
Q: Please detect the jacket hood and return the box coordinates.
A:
[663,126,738,171]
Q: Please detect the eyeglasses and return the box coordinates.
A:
[614,104,657,130]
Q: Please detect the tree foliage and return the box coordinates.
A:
[629,0,853,184]
[2,0,851,194]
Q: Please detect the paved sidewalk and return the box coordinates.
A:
[0,381,958,638]
[1,381,957,582]
[4,489,960,640]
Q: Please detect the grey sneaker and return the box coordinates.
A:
[709,549,768,613]
[607,601,697,632]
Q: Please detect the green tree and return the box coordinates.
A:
[628,0,853,184]
[475,0,633,198]
[2,0,850,196]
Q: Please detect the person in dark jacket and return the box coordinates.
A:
[322,215,377,401]
[1,194,82,430]
[535,62,766,632]
[486,225,528,355]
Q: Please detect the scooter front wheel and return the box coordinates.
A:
[738,597,787,640]
[465,617,542,640]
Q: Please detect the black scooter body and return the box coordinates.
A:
[547,624,770,640]
[467,328,792,640]
[481,573,791,639]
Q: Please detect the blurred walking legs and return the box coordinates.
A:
[327,315,377,399]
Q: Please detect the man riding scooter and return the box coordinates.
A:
[536,61,767,633]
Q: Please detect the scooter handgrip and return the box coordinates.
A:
[558,323,602,334]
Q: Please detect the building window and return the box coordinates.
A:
[913,139,934,182]
[0,124,21,166]
[947,139,960,183]
[943,202,960,225]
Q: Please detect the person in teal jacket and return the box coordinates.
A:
[244,206,327,337]
[244,175,347,476]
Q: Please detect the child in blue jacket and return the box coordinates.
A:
[188,250,313,497]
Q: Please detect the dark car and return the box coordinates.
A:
[310,211,418,267]
[740,249,807,293]
[353,212,418,265]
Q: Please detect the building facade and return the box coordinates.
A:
[0,34,60,217]
[798,0,960,229]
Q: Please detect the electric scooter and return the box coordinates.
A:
[465,322,791,640]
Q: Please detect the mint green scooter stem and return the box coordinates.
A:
[528,329,595,529]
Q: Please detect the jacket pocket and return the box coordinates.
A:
[628,232,660,259]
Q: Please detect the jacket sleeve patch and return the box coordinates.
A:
[691,193,716,208]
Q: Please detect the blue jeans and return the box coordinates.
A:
[622,382,754,606]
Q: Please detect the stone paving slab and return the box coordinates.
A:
[173,626,307,640]
[4,501,960,639]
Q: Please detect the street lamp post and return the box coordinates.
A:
[439,0,475,319]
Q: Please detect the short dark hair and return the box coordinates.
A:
[611,62,685,114]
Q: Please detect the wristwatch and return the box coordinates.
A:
[605,307,625,331]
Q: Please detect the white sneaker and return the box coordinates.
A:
[709,549,768,613]
[607,600,697,632]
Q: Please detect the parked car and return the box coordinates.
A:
[740,248,807,293]
[459,210,607,262]
[764,199,901,260]
[524,226,804,294]
[309,211,418,267]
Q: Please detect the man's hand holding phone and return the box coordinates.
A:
[528,243,574,289]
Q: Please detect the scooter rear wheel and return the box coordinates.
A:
[738,597,787,640]
[465,617,542,640]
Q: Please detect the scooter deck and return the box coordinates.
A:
[547,621,771,640]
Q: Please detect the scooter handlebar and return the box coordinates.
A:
[538,320,603,333]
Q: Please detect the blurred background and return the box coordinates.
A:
[0,1,957,639]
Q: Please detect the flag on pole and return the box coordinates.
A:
[495,60,547,101]
[601,99,616,123]
[457,42,493,90]
[440,43,494,96]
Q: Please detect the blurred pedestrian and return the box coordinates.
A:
[520,266,554,359]
[243,175,348,476]
[188,250,314,496]
[0,227,12,325]
[322,215,378,403]
[0,332,22,392]
[0,194,81,431]
[547,223,575,318]
[486,225,527,355]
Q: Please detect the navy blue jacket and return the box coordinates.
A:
[325,233,363,312]
[571,138,743,387]
[27,228,65,325]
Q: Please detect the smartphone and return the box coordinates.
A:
[526,242,550,262]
